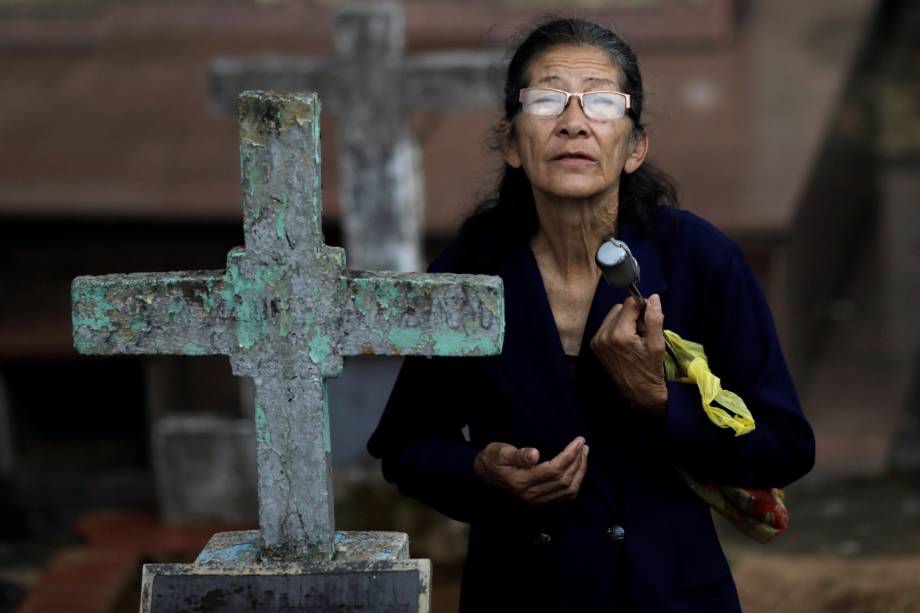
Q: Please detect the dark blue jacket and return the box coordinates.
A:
[368,207,815,612]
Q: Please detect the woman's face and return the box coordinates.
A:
[502,44,647,203]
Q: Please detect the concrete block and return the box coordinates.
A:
[152,416,257,525]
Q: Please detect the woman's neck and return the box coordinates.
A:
[530,189,619,281]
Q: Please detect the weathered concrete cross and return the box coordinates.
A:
[210,1,500,272]
[72,91,504,560]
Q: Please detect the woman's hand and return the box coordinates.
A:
[473,437,588,505]
[590,294,668,417]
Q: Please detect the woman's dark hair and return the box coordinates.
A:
[455,17,679,273]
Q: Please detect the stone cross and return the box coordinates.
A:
[210,1,500,272]
[72,91,504,560]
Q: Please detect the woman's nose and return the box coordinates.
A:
[556,98,590,136]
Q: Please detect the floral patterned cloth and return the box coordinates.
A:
[677,469,789,543]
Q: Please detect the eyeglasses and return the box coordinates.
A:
[519,87,631,121]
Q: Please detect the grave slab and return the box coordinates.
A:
[142,531,430,613]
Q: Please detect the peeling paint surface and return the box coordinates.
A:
[71,271,232,356]
[254,403,272,450]
[194,530,409,568]
[340,271,504,357]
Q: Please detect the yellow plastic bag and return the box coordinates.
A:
[662,329,755,437]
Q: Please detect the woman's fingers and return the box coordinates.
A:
[497,444,540,468]
[644,294,664,331]
[569,446,589,492]
[592,297,642,350]
[476,438,591,504]
[529,445,589,504]
[555,443,588,494]
[644,294,666,357]
[591,304,623,351]
[528,444,585,497]
[522,436,584,486]
[549,436,585,470]
[595,302,624,333]
[475,443,539,493]
[616,296,642,336]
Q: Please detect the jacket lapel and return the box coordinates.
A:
[489,243,582,453]
[574,221,671,515]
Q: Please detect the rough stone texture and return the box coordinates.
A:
[71,90,504,560]
[152,415,258,525]
[142,530,428,613]
[339,272,503,357]
[194,530,411,567]
[210,2,501,273]
[71,271,232,356]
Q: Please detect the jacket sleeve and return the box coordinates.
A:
[661,240,816,489]
[367,355,497,523]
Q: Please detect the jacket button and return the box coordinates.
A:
[606,525,626,542]
[535,532,552,546]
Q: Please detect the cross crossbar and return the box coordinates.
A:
[72,271,231,356]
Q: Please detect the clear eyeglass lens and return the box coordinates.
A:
[522,90,567,116]
[521,89,626,120]
[583,92,626,119]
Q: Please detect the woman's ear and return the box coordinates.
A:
[498,119,522,169]
[624,130,649,175]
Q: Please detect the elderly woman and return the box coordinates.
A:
[368,18,814,612]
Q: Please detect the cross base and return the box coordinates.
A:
[141,530,431,612]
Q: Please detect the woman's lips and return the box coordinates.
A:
[552,152,596,164]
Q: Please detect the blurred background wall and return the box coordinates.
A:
[1,0,919,611]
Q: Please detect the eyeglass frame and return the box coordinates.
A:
[518,87,632,120]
